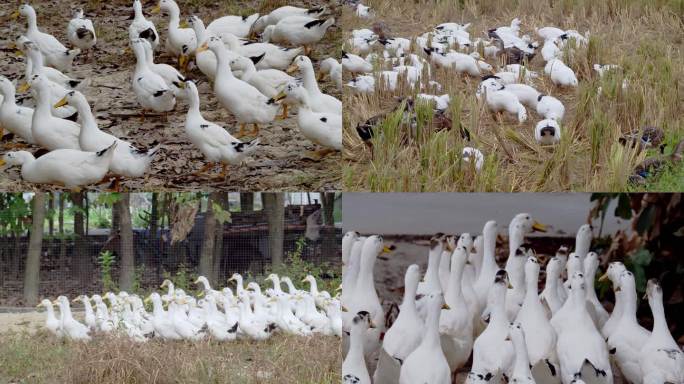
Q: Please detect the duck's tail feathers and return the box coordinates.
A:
[232,138,259,155]
[132,141,161,158]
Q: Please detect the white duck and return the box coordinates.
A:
[373,264,424,384]
[544,59,578,87]
[1,143,116,189]
[342,311,373,384]
[536,95,565,121]
[29,75,80,150]
[467,270,514,384]
[342,51,373,74]
[37,298,62,337]
[53,295,90,341]
[72,295,97,330]
[540,256,564,314]
[252,6,326,33]
[67,9,96,54]
[607,271,651,384]
[277,82,341,157]
[55,90,160,181]
[262,16,335,55]
[509,322,536,384]
[146,292,182,340]
[229,55,295,100]
[197,37,279,137]
[584,252,610,328]
[13,4,80,71]
[153,0,196,69]
[599,262,627,338]
[473,220,499,310]
[21,40,83,93]
[288,55,341,113]
[129,0,159,50]
[440,245,475,375]
[187,15,238,81]
[220,33,303,71]
[182,81,259,177]
[516,256,561,384]
[638,278,684,384]
[556,272,613,384]
[535,119,561,145]
[0,76,35,145]
[141,39,186,99]
[416,234,446,318]
[319,57,342,90]
[399,293,451,384]
[130,39,175,114]
[207,13,260,39]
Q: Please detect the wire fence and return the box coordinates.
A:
[0,204,341,307]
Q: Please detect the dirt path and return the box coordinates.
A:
[0,0,341,191]
[0,309,91,334]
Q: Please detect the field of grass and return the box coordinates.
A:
[342,0,684,192]
[0,331,340,384]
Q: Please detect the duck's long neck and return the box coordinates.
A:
[308,279,319,295]
[62,302,73,320]
[301,65,320,93]
[482,229,497,275]
[45,303,57,321]
[347,323,367,366]
[425,248,441,288]
[401,275,419,313]
[26,10,38,32]
[524,269,539,304]
[509,228,524,255]
[512,331,531,376]
[29,50,44,75]
[192,22,207,44]
[33,88,52,117]
[447,258,465,302]
[649,292,669,338]
[134,47,148,72]
[619,283,639,325]
[0,85,16,108]
[186,87,202,116]
[133,3,144,22]
[83,300,94,317]
[74,99,99,133]
[489,286,507,325]
[240,61,257,81]
[213,47,234,81]
[357,251,377,294]
[422,300,442,349]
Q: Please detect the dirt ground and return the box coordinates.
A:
[0,0,342,191]
[0,309,66,334]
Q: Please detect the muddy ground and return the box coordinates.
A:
[0,0,342,191]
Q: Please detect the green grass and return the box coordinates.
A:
[0,331,340,384]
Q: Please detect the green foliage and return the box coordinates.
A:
[262,237,341,294]
[0,194,31,236]
[162,264,199,295]
[212,202,232,225]
[626,248,653,293]
[132,264,145,295]
[98,250,117,292]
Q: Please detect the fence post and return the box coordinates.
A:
[118,193,134,292]
[24,192,46,305]
[263,193,284,266]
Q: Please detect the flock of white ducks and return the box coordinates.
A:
[341,215,684,384]
[0,2,341,189]
[346,4,628,170]
[36,274,341,342]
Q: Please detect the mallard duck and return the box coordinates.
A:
[1,142,116,189]
[262,16,335,55]
[12,4,80,71]
[130,39,175,114]
[287,55,341,112]
[55,91,159,184]
[129,0,159,50]
[220,33,303,71]
[196,37,279,137]
[0,76,35,145]
[399,293,451,384]
[141,39,186,98]
[276,82,341,158]
[252,6,326,34]
[67,9,96,56]
[638,279,684,384]
[152,0,196,69]
[207,13,260,39]
[28,74,80,150]
[556,272,613,384]
[182,81,259,178]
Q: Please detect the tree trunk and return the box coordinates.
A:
[24,193,46,305]
[71,192,89,282]
[199,193,218,279]
[321,192,335,226]
[263,193,284,266]
[48,193,54,236]
[212,193,227,285]
[59,193,65,261]
[84,194,89,236]
[150,192,158,243]
[240,193,254,212]
[117,193,135,292]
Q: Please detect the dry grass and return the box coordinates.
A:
[342,0,684,191]
[0,331,341,384]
